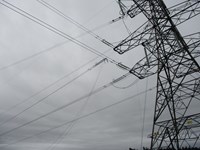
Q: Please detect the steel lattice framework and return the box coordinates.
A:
[114,0,200,149]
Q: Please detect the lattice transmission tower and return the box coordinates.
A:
[114,0,200,149]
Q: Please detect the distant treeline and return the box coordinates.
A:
[129,147,200,150]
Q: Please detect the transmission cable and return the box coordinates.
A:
[0,49,111,122]
[36,0,114,48]
[140,77,148,149]
[0,86,156,148]
[0,72,131,137]
[0,0,128,71]
[122,17,131,35]
[47,64,103,150]
[0,58,107,129]
[112,78,139,89]
[0,0,119,66]
[0,0,118,72]
[0,20,114,72]
[0,41,66,71]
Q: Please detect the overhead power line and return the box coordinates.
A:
[0,40,67,71]
[0,72,131,137]
[112,77,139,89]
[0,49,111,123]
[0,1,118,72]
[36,0,114,48]
[0,22,113,72]
[140,77,148,149]
[0,58,107,128]
[46,62,103,150]
[0,86,156,148]
[0,0,120,66]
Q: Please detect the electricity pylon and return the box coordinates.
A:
[114,0,200,149]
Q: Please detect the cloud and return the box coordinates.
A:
[0,0,199,150]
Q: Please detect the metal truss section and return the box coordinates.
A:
[129,32,200,79]
[114,0,200,54]
[151,113,200,149]
[117,0,134,16]
[114,0,200,149]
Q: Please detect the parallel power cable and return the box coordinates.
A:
[122,18,131,35]
[0,49,110,122]
[0,0,119,66]
[0,8,118,72]
[0,0,130,126]
[36,0,114,48]
[112,78,139,89]
[0,86,156,148]
[0,72,131,137]
[0,58,107,128]
[140,77,148,150]
[0,41,66,71]
[47,64,103,150]
[0,28,103,72]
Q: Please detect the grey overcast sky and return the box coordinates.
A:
[0,0,199,150]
